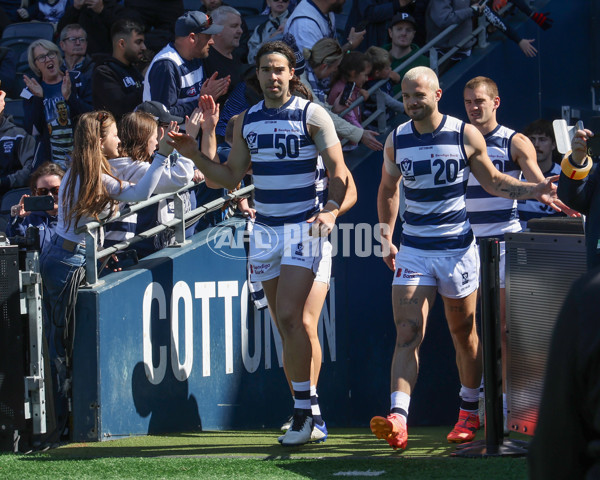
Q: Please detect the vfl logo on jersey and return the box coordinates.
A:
[246,131,258,153]
[399,158,415,181]
[295,242,304,256]
[246,132,257,147]
[462,272,469,285]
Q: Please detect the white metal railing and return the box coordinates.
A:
[75,181,254,286]
[339,10,499,135]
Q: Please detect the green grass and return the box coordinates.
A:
[0,428,530,479]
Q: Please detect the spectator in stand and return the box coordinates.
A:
[0,46,17,99]
[479,3,536,57]
[382,12,429,96]
[17,0,69,26]
[426,0,484,73]
[284,0,365,55]
[143,10,231,120]
[517,119,566,229]
[104,106,195,258]
[6,162,63,255]
[0,0,23,23]
[40,110,169,428]
[57,0,125,55]
[492,0,553,31]
[59,24,94,111]
[301,37,382,151]
[0,89,37,198]
[247,0,291,65]
[327,51,372,148]
[122,0,184,53]
[22,39,92,170]
[92,19,147,121]
[203,6,246,107]
[345,0,429,52]
[198,0,250,63]
[363,46,405,124]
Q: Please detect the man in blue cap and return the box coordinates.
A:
[143,10,231,118]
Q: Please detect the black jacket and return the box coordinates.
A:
[92,55,145,120]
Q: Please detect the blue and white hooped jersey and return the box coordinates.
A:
[517,162,563,229]
[143,43,204,107]
[243,96,320,226]
[394,115,473,252]
[466,124,521,238]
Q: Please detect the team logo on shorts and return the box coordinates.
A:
[462,272,469,285]
[396,268,403,277]
[399,158,415,181]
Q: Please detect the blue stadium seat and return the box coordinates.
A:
[2,22,54,42]
[245,14,268,33]
[4,99,25,129]
[182,0,202,11]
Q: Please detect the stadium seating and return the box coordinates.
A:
[4,98,25,129]
[2,22,54,42]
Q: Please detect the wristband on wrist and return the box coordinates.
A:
[561,151,592,180]
[320,209,337,220]
[326,199,341,210]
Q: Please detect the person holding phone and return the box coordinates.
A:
[7,162,64,254]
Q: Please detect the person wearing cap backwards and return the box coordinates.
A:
[143,10,231,120]
[168,41,356,446]
[382,12,429,96]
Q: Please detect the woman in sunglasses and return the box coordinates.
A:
[7,162,64,254]
[22,39,92,171]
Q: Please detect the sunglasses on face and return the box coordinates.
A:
[36,186,60,196]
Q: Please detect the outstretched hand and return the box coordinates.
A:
[157,120,178,156]
[198,94,220,131]
[200,71,231,100]
[534,174,559,207]
[167,131,200,159]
